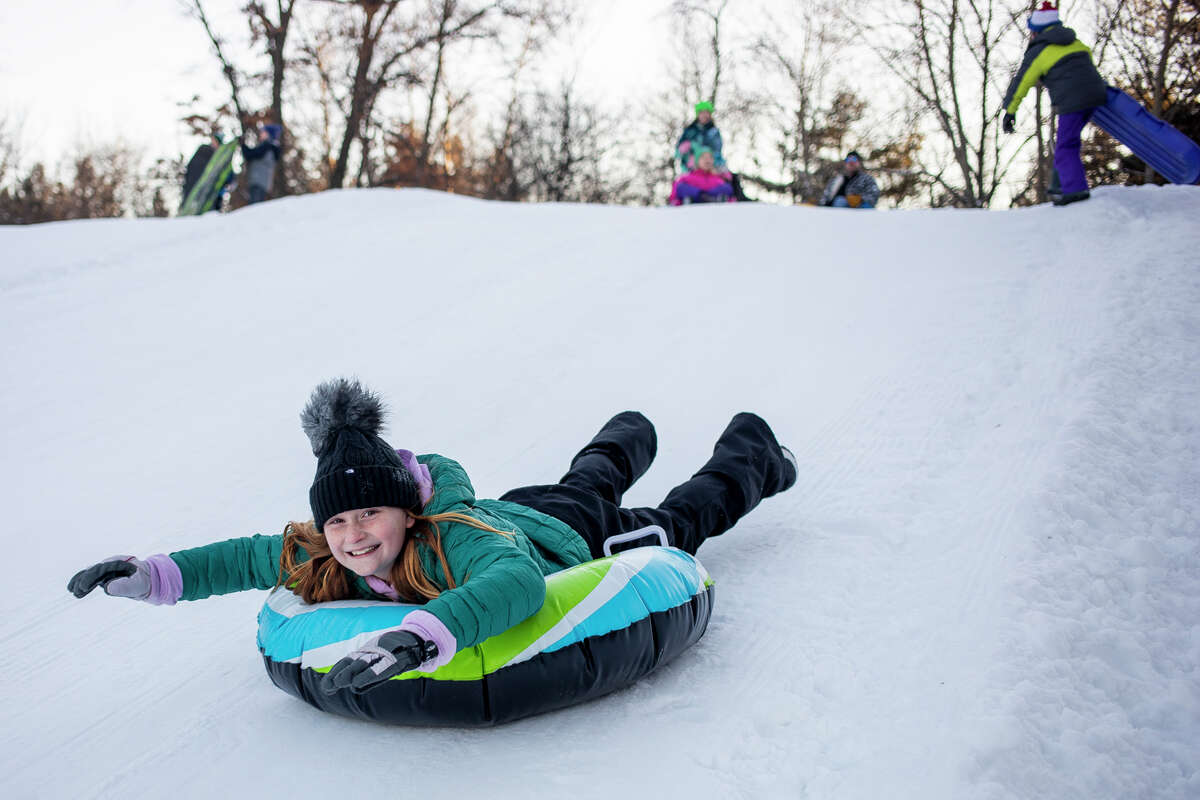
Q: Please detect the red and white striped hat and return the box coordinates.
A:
[1028,2,1060,31]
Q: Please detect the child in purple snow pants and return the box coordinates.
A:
[1000,4,1109,205]
[1055,109,1095,195]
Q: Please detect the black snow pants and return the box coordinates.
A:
[500,411,795,557]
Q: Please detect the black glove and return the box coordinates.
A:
[1002,112,1016,134]
[320,630,438,694]
[68,558,142,599]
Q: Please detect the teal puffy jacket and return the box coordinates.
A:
[168,454,593,650]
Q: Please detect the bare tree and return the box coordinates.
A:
[294,27,344,185]
[482,3,566,199]
[864,0,1032,207]
[314,0,539,189]
[668,0,733,107]
[405,0,570,187]
[246,0,300,132]
[744,1,858,202]
[186,0,254,136]
[0,116,20,193]
[315,0,411,188]
[0,141,170,224]
[411,1,506,184]
[1150,0,1184,125]
[505,81,630,203]
[288,0,566,192]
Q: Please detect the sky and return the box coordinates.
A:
[0,0,216,161]
[0,0,676,165]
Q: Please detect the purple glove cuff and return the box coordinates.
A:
[394,449,434,508]
[398,610,457,670]
[144,554,183,606]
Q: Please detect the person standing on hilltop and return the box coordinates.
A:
[1001,2,1108,206]
[241,123,283,205]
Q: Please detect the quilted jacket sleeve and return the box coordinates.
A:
[418,523,547,650]
[171,534,285,601]
[855,173,881,207]
[413,454,548,649]
[1003,43,1043,114]
[708,127,725,166]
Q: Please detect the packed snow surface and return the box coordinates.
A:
[2,187,1198,799]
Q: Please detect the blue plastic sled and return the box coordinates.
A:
[1091,86,1200,185]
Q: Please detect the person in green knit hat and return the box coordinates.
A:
[70,378,797,694]
[676,101,726,173]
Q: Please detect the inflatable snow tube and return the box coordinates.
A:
[257,545,714,726]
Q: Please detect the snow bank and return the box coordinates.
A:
[2,186,1197,799]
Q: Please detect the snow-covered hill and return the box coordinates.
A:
[2,187,1197,799]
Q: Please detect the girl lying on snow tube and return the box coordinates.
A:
[69,379,797,725]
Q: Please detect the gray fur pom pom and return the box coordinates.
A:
[300,378,386,456]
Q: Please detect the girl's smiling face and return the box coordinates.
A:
[323,506,415,579]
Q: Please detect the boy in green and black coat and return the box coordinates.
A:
[1001,2,1108,205]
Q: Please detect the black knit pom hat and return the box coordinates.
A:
[301,378,420,531]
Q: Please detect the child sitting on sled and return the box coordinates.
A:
[69,379,797,694]
[669,148,737,205]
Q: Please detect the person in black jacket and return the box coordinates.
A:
[182,134,236,212]
[182,136,216,199]
[241,124,282,204]
[182,134,233,211]
[1001,3,1108,206]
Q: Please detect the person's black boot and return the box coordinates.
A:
[1046,168,1062,204]
[1052,190,1090,206]
[780,445,798,491]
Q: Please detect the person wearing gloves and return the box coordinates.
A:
[1001,2,1108,206]
[676,101,726,173]
[69,378,798,695]
[820,151,880,209]
[241,123,282,204]
[675,101,752,201]
[668,147,736,205]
